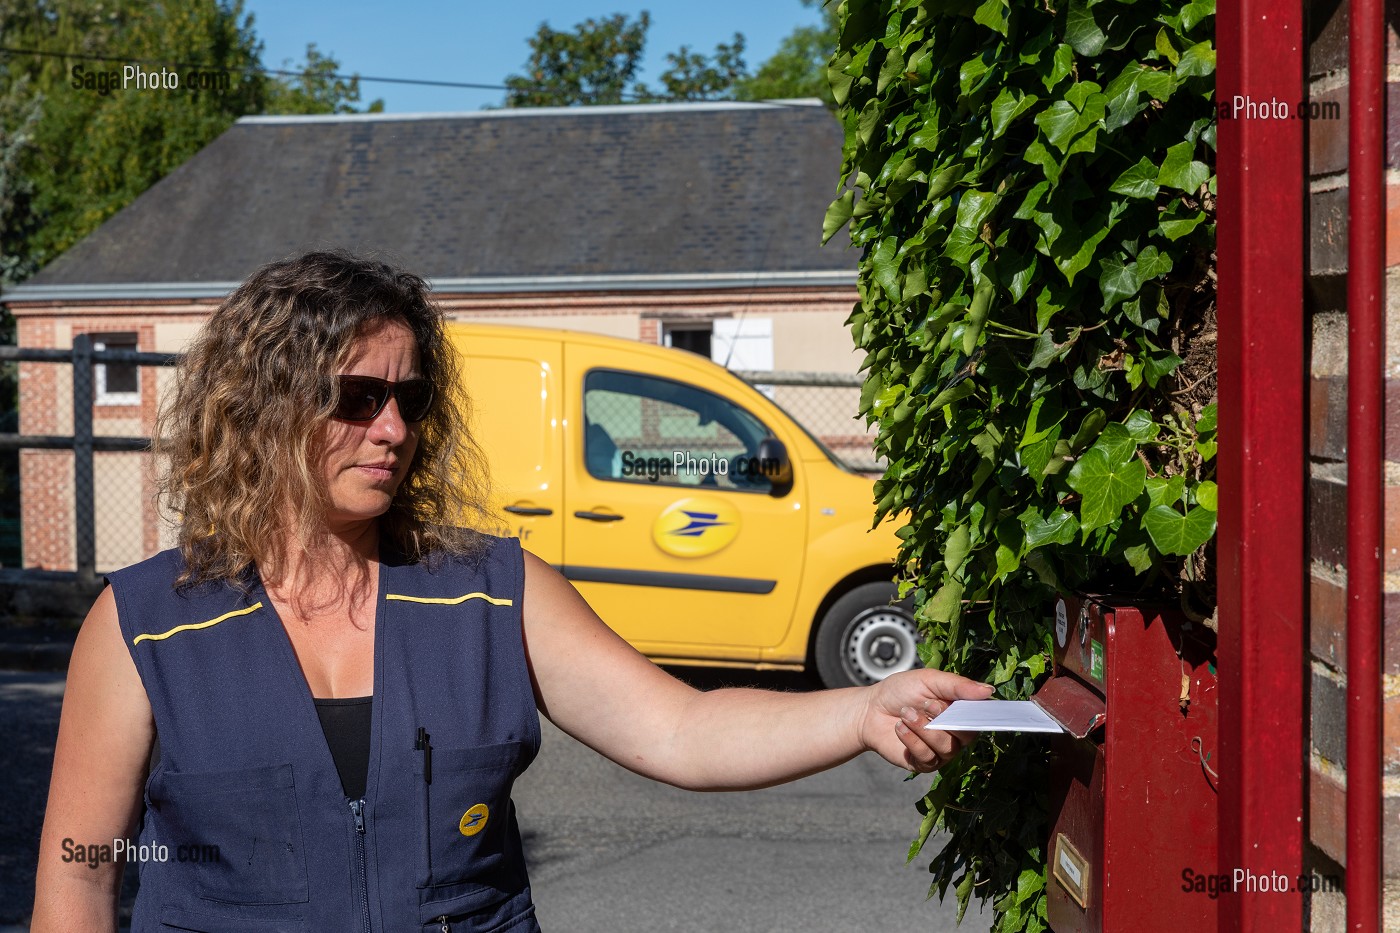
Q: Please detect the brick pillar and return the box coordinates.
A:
[1305,1,1400,927]
[17,319,73,570]
[139,323,160,560]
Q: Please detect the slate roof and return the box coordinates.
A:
[22,100,854,292]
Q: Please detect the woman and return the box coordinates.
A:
[32,251,992,932]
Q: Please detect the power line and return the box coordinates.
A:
[0,45,813,107]
[0,45,514,93]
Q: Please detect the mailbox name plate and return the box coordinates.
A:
[1053,832,1092,909]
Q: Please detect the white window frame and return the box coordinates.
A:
[660,320,713,354]
[93,333,140,406]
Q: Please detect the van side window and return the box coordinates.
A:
[583,370,775,492]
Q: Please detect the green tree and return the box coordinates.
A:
[20,0,266,264]
[0,0,381,281]
[732,0,838,104]
[504,4,836,107]
[640,34,748,102]
[0,69,41,288]
[504,12,652,107]
[264,43,384,116]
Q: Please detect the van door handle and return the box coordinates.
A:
[504,506,553,516]
[574,511,624,522]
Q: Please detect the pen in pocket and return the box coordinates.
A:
[415,726,432,784]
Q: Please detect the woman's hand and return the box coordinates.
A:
[857,669,995,773]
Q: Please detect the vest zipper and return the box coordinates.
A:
[350,798,371,933]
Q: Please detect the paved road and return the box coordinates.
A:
[1,668,988,932]
[517,713,988,932]
[0,671,73,928]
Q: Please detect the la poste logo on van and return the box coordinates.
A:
[652,497,741,557]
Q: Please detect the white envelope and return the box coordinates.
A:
[924,699,1067,733]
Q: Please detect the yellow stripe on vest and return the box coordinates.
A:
[132,602,264,645]
[385,592,514,607]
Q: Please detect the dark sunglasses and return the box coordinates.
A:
[331,375,434,423]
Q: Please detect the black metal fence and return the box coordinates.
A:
[0,334,177,589]
[730,369,880,474]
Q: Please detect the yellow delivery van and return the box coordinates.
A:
[450,323,915,689]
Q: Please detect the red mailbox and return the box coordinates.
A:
[1033,594,1218,932]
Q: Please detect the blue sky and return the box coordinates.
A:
[239,1,828,113]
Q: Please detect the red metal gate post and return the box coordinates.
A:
[1347,0,1385,925]
[1216,0,1307,930]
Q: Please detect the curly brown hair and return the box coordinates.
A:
[154,250,493,587]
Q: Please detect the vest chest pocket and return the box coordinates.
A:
[156,764,310,906]
[158,904,307,931]
[417,742,527,898]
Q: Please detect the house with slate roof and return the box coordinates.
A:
[1,99,862,572]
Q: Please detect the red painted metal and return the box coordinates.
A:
[1040,597,1217,933]
[1347,0,1385,923]
[1215,0,1306,930]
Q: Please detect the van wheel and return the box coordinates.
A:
[813,582,921,689]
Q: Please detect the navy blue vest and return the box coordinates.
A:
[109,534,542,933]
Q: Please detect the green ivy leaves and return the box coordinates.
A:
[1110,157,1161,199]
[1068,447,1147,530]
[1065,0,1108,56]
[822,189,854,245]
[1159,141,1211,193]
[1144,504,1216,555]
[831,0,1217,929]
[1060,410,1215,551]
[1098,246,1173,308]
[991,87,1039,138]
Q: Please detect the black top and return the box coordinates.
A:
[313,696,373,800]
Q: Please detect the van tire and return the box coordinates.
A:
[813,582,921,689]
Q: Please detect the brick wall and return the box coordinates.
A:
[1306,0,1400,927]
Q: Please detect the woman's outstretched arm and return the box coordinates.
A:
[31,587,154,932]
[520,549,992,791]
